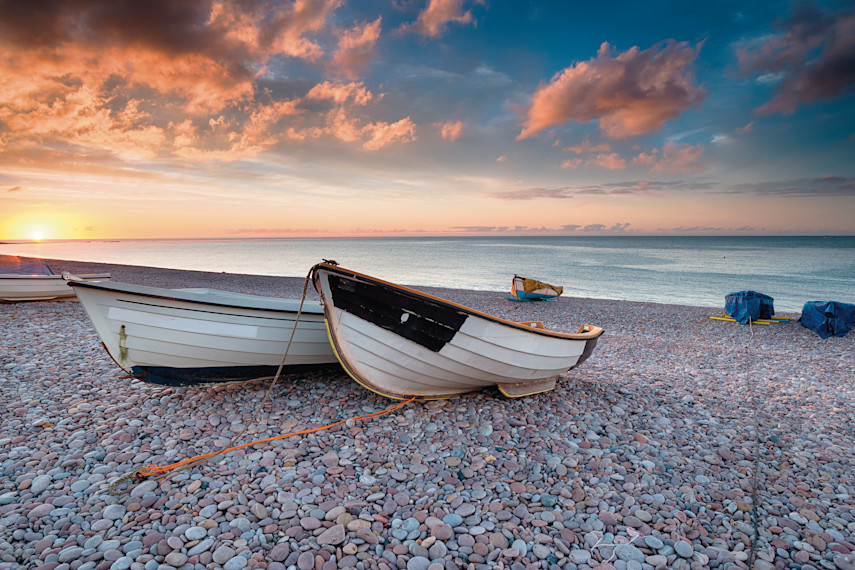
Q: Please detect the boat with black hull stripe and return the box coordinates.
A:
[68,279,339,387]
[311,262,603,399]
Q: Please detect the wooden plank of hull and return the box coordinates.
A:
[0,274,110,302]
[314,264,602,399]
[71,281,337,386]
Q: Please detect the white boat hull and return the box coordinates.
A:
[0,274,111,302]
[312,264,602,399]
[69,280,338,386]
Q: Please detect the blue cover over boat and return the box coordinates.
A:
[0,261,54,275]
[725,291,774,324]
[799,301,855,339]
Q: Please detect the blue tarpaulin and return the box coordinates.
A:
[0,261,54,275]
[725,290,775,324]
[800,301,855,339]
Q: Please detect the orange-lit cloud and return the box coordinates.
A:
[737,3,855,115]
[519,41,704,139]
[289,106,417,151]
[565,139,612,154]
[736,122,754,134]
[587,153,627,170]
[400,0,476,37]
[333,18,383,78]
[362,118,418,150]
[307,81,374,106]
[440,121,464,141]
[0,0,350,161]
[632,141,706,173]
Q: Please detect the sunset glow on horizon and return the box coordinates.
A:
[1,1,854,240]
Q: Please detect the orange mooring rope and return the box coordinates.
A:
[137,396,416,479]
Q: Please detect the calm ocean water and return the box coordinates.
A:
[2,236,852,312]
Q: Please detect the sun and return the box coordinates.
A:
[31,231,44,241]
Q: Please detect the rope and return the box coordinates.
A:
[745,319,762,569]
[137,396,415,478]
[109,269,414,494]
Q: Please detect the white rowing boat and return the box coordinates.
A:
[311,262,603,399]
[0,261,109,302]
[69,279,338,387]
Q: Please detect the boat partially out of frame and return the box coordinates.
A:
[0,261,110,302]
[311,262,603,399]
[68,279,339,387]
[507,274,563,302]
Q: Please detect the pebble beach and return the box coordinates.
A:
[1,255,853,570]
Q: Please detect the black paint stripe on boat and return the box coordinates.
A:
[130,363,341,387]
[327,274,466,352]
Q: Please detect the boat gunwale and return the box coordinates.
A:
[0,273,110,280]
[311,263,603,341]
[69,279,323,316]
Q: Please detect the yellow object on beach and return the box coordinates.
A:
[709,314,787,325]
[522,277,563,295]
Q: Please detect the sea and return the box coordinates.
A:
[1,236,853,313]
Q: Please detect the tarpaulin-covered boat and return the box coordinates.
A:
[800,301,855,339]
[0,261,110,302]
[68,279,338,386]
[311,262,603,399]
[507,275,563,302]
[725,290,775,324]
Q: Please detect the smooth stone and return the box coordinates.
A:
[213,546,236,565]
[407,556,431,570]
[224,555,248,570]
[185,526,207,540]
[31,475,52,495]
[102,504,126,521]
[297,552,315,570]
[675,541,694,558]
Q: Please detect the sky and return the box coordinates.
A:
[1,0,854,240]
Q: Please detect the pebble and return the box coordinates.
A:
[0,258,852,570]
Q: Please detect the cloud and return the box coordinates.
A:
[440,120,464,141]
[561,158,582,169]
[489,187,576,200]
[332,18,383,79]
[726,175,855,196]
[737,2,855,114]
[663,225,762,233]
[496,154,507,162]
[631,141,707,173]
[519,40,705,140]
[736,122,754,134]
[587,152,627,170]
[0,0,354,160]
[450,224,631,234]
[400,0,476,37]
[650,141,706,173]
[489,179,706,201]
[564,139,612,154]
[307,81,374,106]
[362,117,417,150]
[172,100,302,160]
[6,186,24,192]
